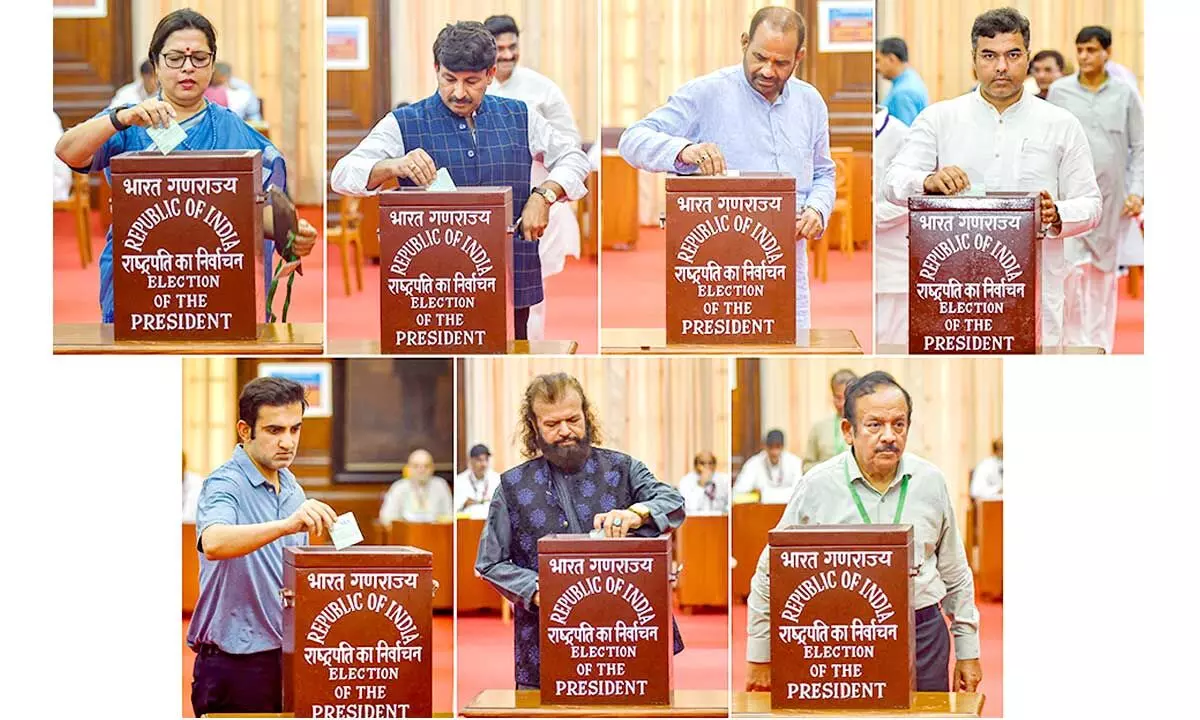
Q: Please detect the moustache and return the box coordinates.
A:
[875,445,900,454]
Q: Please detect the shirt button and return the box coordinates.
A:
[994,153,1000,158]
[468,150,476,158]
[459,123,466,130]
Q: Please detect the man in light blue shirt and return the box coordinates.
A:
[187,376,339,716]
[618,6,835,332]
[877,36,929,125]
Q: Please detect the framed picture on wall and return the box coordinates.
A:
[326,16,370,70]
[817,0,874,53]
[53,0,106,18]
[257,362,333,417]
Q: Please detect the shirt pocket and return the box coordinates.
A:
[1017,137,1061,192]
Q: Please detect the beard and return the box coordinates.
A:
[536,432,592,474]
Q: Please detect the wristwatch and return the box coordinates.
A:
[534,186,559,204]
[109,104,133,132]
[629,503,652,523]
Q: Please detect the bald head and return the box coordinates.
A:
[747,6,805,50]
[407,449,434,482]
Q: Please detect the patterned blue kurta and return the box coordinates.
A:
[485,448,685,687]
[392,93,542,308]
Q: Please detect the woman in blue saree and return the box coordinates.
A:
[54,8,316,323]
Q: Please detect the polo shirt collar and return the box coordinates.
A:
[846,449,908,493]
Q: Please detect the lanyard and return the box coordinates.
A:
[832,416,847,454]
[844,456,909,524]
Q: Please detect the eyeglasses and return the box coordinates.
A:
[161,51,213,69]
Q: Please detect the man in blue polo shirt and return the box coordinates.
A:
[876,36,929,125]
[187,376,339,716]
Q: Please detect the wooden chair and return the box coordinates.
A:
[830,146,855,258]
[327,195,364,295]
[53,172,92,268]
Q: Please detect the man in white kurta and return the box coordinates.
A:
[454,444,502,518]
[484,15,583,341]
[733,429,805,504]
[884,8,1101,348]
[872,105,911,348]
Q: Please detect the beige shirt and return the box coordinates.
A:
[379,477,454,523]
[803,412,847,473]
[747,450,980,662]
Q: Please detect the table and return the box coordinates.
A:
[732,692,984,717]
[676,514,728,608]
[731,503,787,602]
[457,516,504,612]
[877,343,1103,355]
[460,689,729,717]
[387,520,454,611]
[53,323,323,354]
[601,150,639,251]
[977,498,1003,601]
[326,339,578,355]
[602,328,862,355]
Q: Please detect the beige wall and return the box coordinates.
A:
[181,358,238,476]
[877,0,1144,101]
[463,357,731,487]
[135,0,327,204]
[755,357,1003,530]
[602,0,780,224]
[390,0,599,143]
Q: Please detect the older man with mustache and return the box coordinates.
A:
[743,371,982,696]
[475,371,687,689]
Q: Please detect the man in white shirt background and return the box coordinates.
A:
[379,448,454,524]
[733,429,804,504]
[873,105,911,348]
[455,443,501,517]
[109,60,158,108]
[969,438,1003,500]
[883,7,1102,348]
[679,451,731,514]
[483,14,584,341]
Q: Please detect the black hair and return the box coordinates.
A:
[1076,25,1112,50]
[842,371,913,427]
[830,368,858,392]
[148,8,217,67]
[748,6,805,49]
[238,377,307,434]
[1032,49,1065,71]
[432,21,497,72]
[877,36,908,63]
[970,7,1030,53]
[139,59,154,75]
[483,14,520,37]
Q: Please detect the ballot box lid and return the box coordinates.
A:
[769,524,913,547]
[908,191,1038,212]
[666,173,795,193]
[379,187,513,208]
[538,533,670,555]
[110,149,262,173]
[284,545,433,568]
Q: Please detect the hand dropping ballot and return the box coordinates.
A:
[146,120,187,154]
[330,512,364,550]
[428,167,457,191]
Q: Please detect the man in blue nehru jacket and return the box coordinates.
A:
[331,21,590,339]
[475,372,687,688]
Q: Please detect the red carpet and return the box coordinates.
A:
[456,608,729,709]
[327,255,599,354]
[1113,274,1144,354]
[601,228,873,350]
[53,207,325,324]
[180,614,454,717]
[730,598,1003,717]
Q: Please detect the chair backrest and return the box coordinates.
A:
[339,195,363,232]
[72,172,90,208]
[831,147,854,198]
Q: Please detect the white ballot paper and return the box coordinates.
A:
[589,528,605,539]
[330,512,364,550]
[146,120,187,154]
[960,184,987,198]
[428,167,457,191]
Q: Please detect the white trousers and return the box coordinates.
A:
[796,237,811,335]
[875,293,907,349]
[1064,263,1118,354]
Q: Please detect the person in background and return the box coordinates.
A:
[454,443,501,514]
[733,429,804,503]
[1030,49,1065,99]
[109,60,159,107]
[679,451,731,513]
[969,438,1003,500]
[380,449,454,523]
[876,36,929,124]
[803,368,858,472]
[873,105,911,347]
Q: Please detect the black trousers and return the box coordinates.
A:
[915,604,952,691]
[191,645,282,717]
[514,306,530,341]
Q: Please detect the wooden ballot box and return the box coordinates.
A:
[768,526,915,711]
[538,535,673,706]
[282,546,434,719]
[908,193,1043,354]
[378,188,514,354]
[388,521,454,612]
[675,513,728,608]
[665,174,796,345]
[110,150,264,342]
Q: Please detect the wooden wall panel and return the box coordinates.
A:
[54,0,134,130]
[798,0,873,152]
